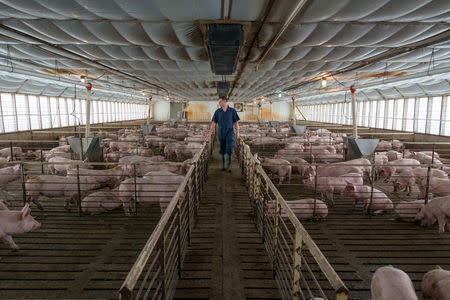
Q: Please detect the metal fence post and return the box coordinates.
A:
[425,143,436,204]
[292,228,303,298]
[158,234,166,300]
[20,162,26,205]
[133,163,137,216]
[176,196,182,278]
[273,197,280,280]
[40,143,44,174]
[9,141,14,161]
[76,164,81,216]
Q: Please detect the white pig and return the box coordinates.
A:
[0,203,41,249]
[371,266,418,300]
[81,189,122,215]
[422,267,450,300]
[343,184,394,214]
[415,196,450,233]
[0,165,21,189]
[394,200,426,222]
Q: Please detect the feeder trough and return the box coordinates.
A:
[68,136,102,162]
[344,137,379,160]
[141,125,156,135]
[291,125,307,134]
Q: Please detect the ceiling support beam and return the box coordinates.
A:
[0,24,170,97]
[283,28,450,93]
[254,0,311,69]
[227,0,275,99]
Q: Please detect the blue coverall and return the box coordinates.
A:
[211,106,240,155]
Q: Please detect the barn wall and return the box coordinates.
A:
[184,101,292,122]
[152,101,171,121]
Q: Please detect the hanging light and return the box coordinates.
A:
[80,75,86,83]
[164,96,169,101]
[278,93,282,98]
[141,91,146,96]
[321,77,327,88]
[261,98,264,102]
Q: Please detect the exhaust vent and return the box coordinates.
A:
[217,81,230,99]
[206,24,243,75]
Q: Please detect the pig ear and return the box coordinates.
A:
[14,164,20,171]
[21,203,30,219]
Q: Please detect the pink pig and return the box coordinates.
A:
[415,195,450,233]
[422,267,450,300]
[0,165,21,189]
[343,183,394,214]
[0,203,41,249]
[371,266,418,300]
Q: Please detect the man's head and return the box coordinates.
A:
[219,97,227,108]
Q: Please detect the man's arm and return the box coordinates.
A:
[210,121,216,132]
[234,121,240,139]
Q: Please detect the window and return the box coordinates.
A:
[416,97,428,133]
[40,96,51,129]
[59,98,68,127]
[386,100,394,130]
[15,94,29,131]
[50,97,60,128]
[28,95,41,129]
[1,93,16,132]
[429,96,442,135]
[394,99,404,131]
[376,100,385,128]
[405,98,415,132]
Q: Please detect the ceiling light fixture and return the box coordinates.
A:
[80,75,86,83]
[278,93,282,97]
[321,77,327,88]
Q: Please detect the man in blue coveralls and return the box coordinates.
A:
[209,98,240,172]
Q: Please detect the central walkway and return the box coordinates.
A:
[174,142,281,300]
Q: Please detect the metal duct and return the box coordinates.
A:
[205,24,243,75]
[217,81,230,98]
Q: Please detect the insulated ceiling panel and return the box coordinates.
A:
[0,0,448,103]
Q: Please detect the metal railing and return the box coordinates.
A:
[236,139,349,300]
[118,133,213,299]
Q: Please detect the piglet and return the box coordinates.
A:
[0,203,41,249]
[415,195,450,233]
[343,183,394,215]
[394,200,426,222]
[371,266,418,300]
[81,189,122,215]
[0,165,21,189]
[422,267,450,300]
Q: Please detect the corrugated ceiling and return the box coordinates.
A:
[0,0,449,103]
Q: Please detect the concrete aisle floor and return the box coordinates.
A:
[174,141,281,300]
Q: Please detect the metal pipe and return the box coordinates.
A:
[255,0,311,68]
[292,97,296,125]
[351,87,358,138]
[85,85,91,138]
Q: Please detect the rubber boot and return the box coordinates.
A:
[226,154,232,172]
[221,154,226,171]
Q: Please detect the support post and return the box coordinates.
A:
[292,228,303,298]
[85,83,92,138]
[350,85,358,138]
[291,96,296,125]
[147,96,152,125]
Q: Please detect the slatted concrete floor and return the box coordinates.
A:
[174,147,281,300]
[278,183,450,300]
[0,182,161,299]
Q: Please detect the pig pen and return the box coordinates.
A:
[0,122,211,299]
[0,162,191,299]
[239,136,450,300]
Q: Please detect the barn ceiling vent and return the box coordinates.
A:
[205,24,243,75]
[217,81,230,99]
